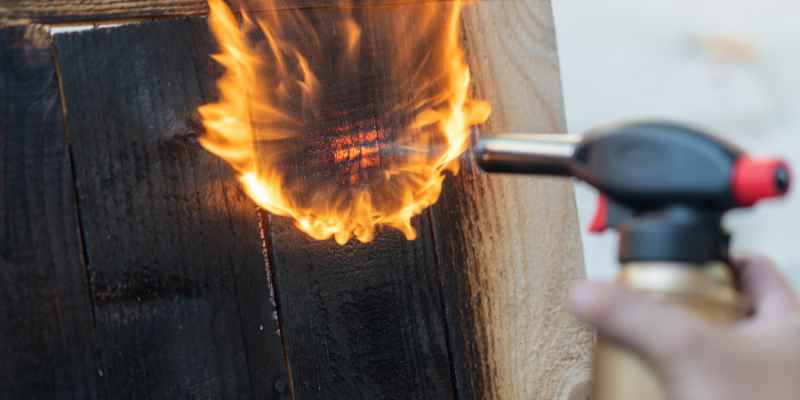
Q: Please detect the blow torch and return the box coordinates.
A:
[474,121,793,400]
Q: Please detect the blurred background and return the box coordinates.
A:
[552,0,800,287]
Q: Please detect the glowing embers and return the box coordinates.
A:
[199,0,491,244]
[329,125,382,184]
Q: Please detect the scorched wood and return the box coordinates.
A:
[55,18,288,399]
[248,5,462,398]
[0,24,98,399]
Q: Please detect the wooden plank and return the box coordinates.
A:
[0,25,98,398]
[1,0,463,24]
[36,3,590,400]
[430,0,594,399]
[55,18,289,399]
[254,4,458,399]
[268,216,456,399]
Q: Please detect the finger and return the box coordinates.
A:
[569,281,712,365]
[734,255,800,320]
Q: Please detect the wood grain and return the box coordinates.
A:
[255,5,458,399]
[0,0,461,24]
[268,215,456,399]
[431,0,594,399]
[0,25,98,399]
[55,18,288,399]
[0,1,592,398]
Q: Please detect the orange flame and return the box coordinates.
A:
[200,0,491,244]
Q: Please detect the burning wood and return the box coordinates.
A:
[199,0,491,244]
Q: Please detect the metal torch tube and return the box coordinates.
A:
[474,133,582,176]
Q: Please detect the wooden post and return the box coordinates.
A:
[55,19,289,399]
[433,1,593,399]
[0,24,97,398]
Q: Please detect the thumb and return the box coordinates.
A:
[569,281,714,365]
[734,255,800,320]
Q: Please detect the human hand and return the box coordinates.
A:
[569,256,800,400]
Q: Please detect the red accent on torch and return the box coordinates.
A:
[732,156,792,206]
[589,195,609,233]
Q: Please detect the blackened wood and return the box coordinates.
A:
[55,18,288,399]
[0,25,97,399]
[428,163,489,400]
[253,5,458,399]
[268,214,456,400]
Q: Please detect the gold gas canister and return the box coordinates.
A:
[593,262,748,400]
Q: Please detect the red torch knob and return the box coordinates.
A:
[732,156,792,206]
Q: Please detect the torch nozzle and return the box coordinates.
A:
[473,133,582,176]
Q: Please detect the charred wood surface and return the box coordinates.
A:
[0,26,98,399]
[252,6,460,399]
[267,215,456,399]
[55,18,288,399]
